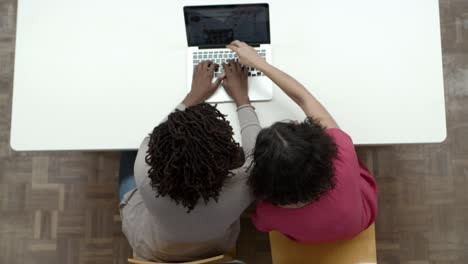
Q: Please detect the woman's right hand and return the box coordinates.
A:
[222,60,250,106]
[226,40,266,69]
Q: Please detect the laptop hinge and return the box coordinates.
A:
[199,45,226,49]
[199,43,261,49]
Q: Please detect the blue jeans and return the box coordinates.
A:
[119,151,138,201]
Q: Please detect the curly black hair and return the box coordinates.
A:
[145,103,243,212]
[248,118,337,206]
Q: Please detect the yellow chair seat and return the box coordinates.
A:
[269,224,377,264]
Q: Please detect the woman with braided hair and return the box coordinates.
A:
[119,60,259,262]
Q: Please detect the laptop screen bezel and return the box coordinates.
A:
[183,3,271,48]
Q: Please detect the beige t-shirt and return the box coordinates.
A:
[120,104,261,262]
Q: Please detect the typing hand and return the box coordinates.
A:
[183,61,224,107]
[222,60,250,107]
[227,40,265,69]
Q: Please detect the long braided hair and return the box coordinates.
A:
[145,103,243,212]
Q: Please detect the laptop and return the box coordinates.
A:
[183,4,273,103]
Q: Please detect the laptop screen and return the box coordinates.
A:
[184,4,270,48]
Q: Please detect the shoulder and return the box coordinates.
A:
[222,167,254,204]
[325,128,356,158]
[134,137,150,187]
[326,128,353,146]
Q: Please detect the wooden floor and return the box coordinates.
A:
[1,0,467,263]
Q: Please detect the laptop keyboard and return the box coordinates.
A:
[193,48,267,77]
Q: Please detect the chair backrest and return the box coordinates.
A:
[128,254,233,264]
[269,224,377,264]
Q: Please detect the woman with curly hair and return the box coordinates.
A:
[119,60,259,262]
[226,40,378,242]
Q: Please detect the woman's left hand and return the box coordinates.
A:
[182,61,224,107]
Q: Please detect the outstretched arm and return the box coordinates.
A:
[222,60,261,159]
[227,40,338,128]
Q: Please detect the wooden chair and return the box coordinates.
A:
[128,254,235,264]
[269,224,377,264]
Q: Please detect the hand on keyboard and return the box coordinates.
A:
[226,40,266,69]
[192,48,265,78]
[222,60,250,107]
[183,61,224,107]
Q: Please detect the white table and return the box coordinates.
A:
[11,0,446,151]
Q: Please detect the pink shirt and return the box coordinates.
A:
[252,128,378,242]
